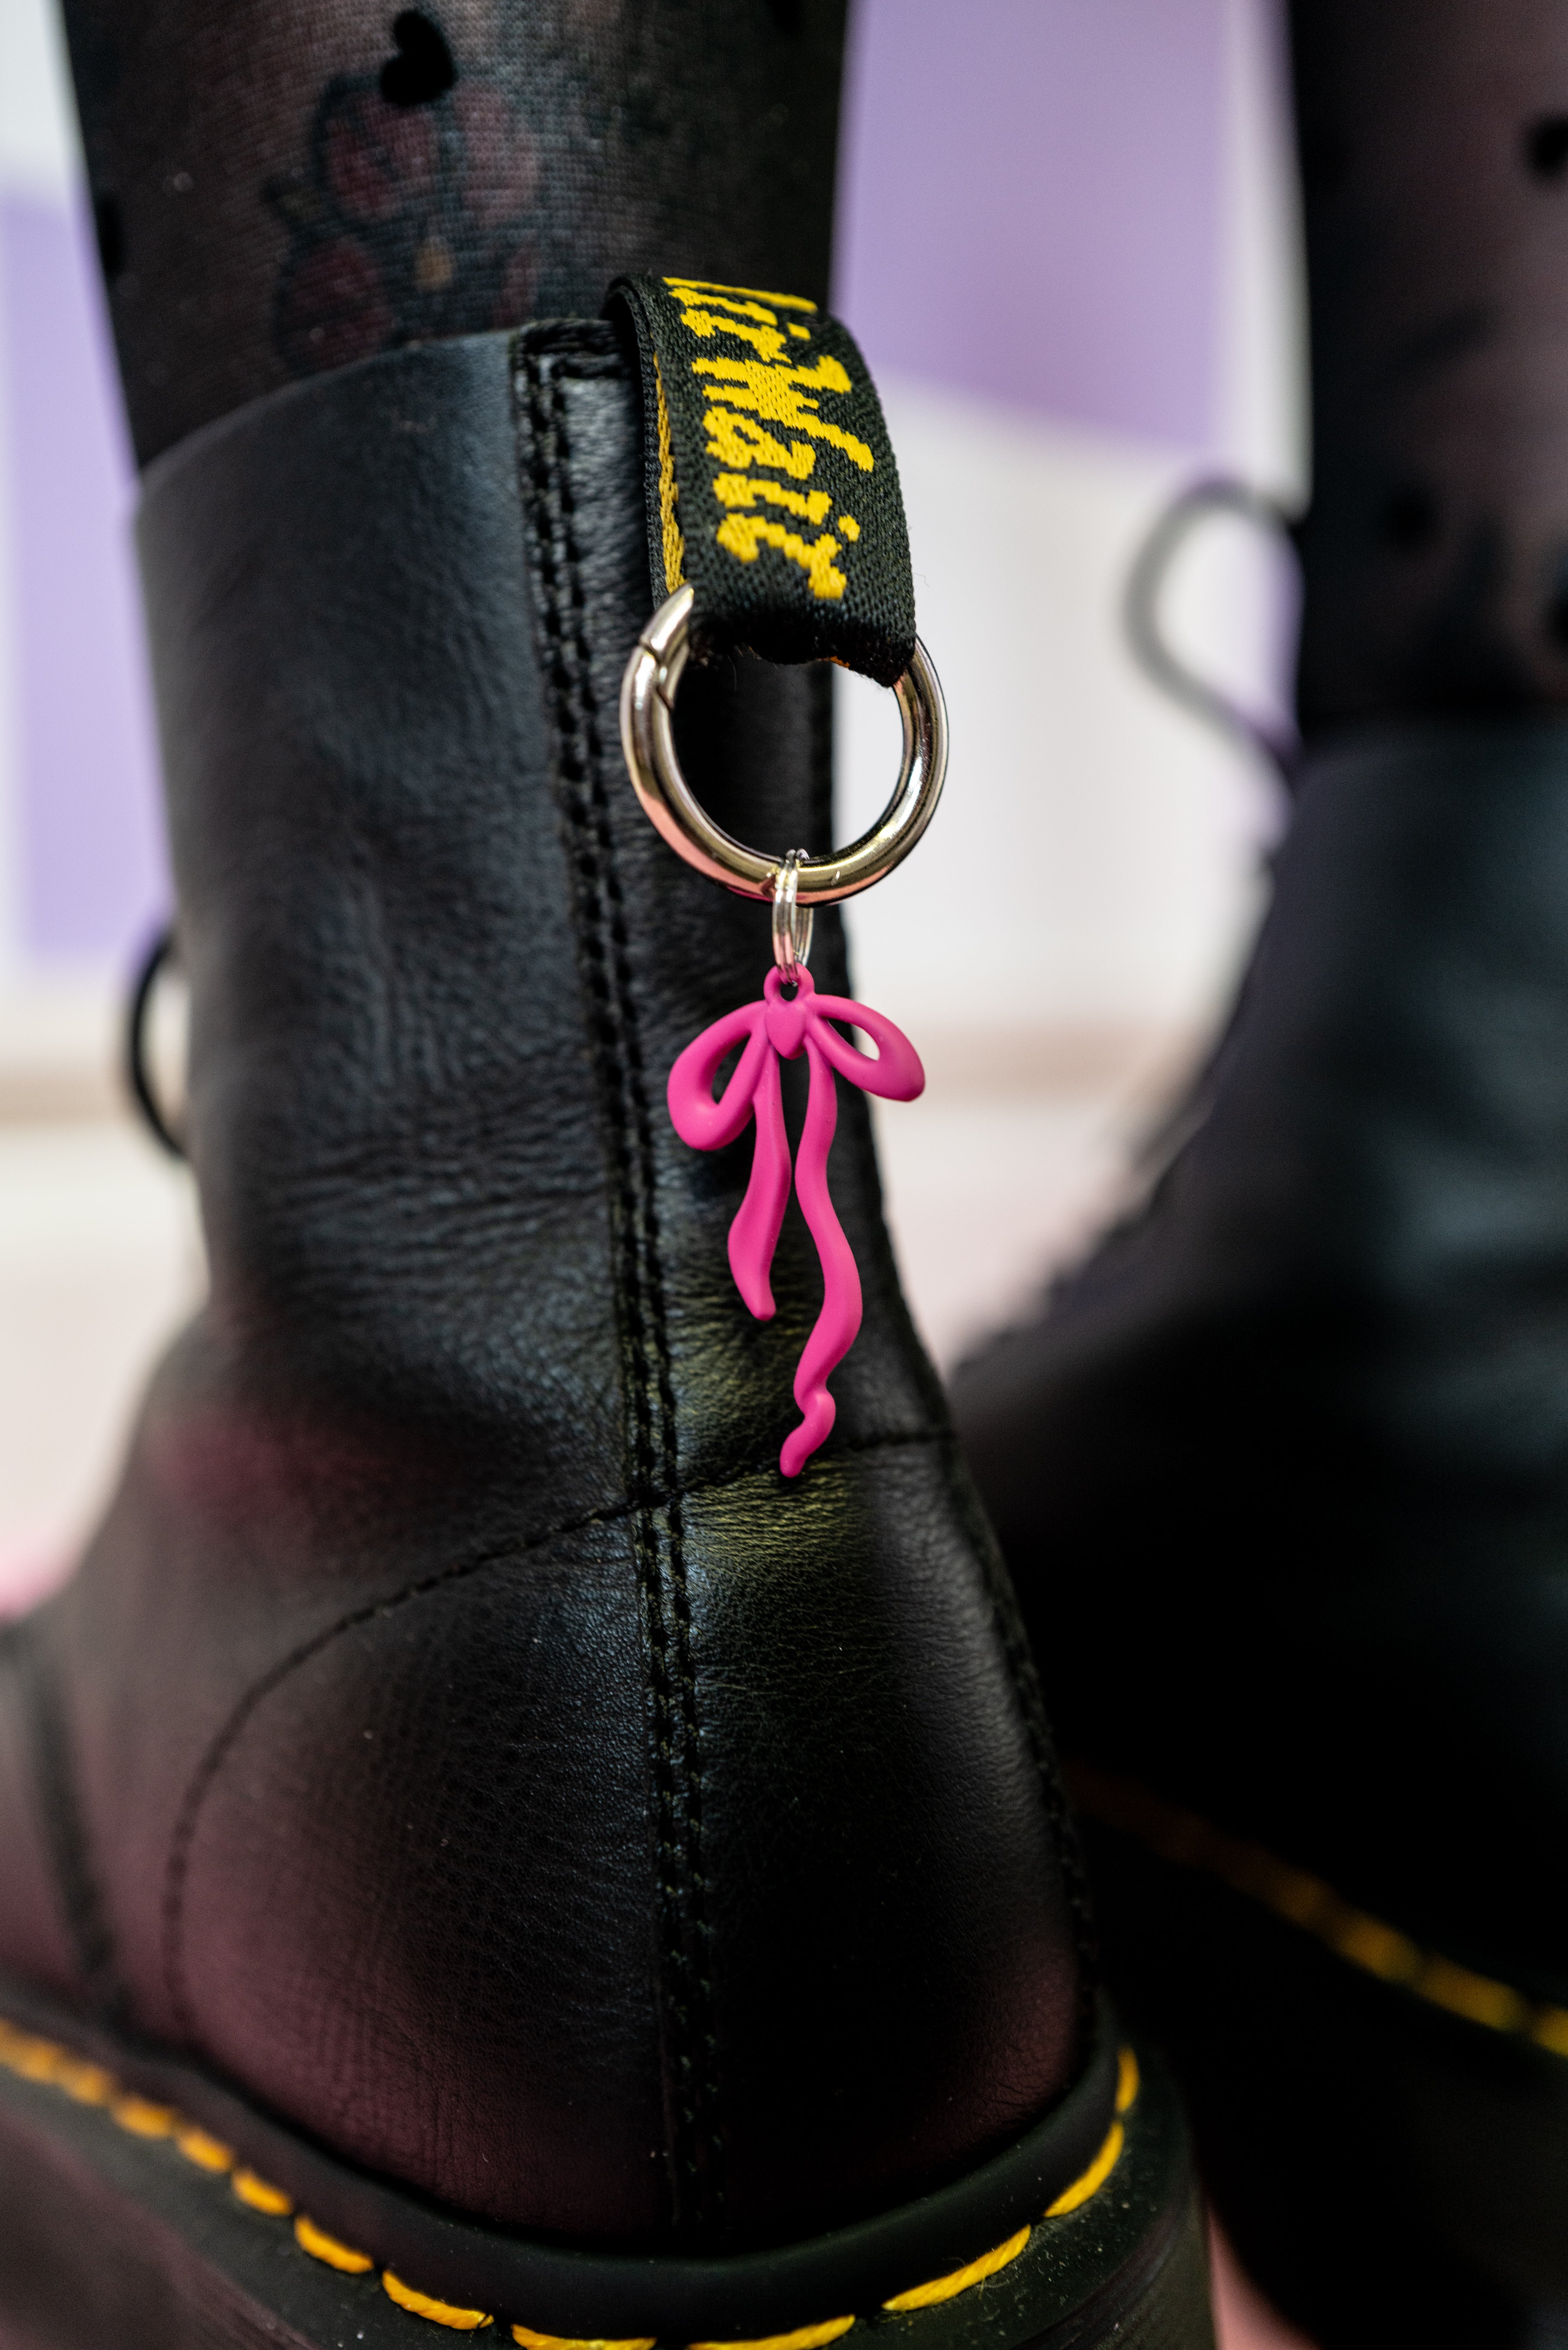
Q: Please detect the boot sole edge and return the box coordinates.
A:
[0,1986,1210,2350]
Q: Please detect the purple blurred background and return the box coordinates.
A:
[0,0,1229,969]
[2,194,162,962]
[837,0,1226,443]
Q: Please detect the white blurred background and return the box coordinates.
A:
[0,0,1304,1597]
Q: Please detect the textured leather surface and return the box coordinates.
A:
[952,719,1568,2009]
[0,322,1089,2252]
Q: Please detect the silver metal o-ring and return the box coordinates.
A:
[619,583,948,906]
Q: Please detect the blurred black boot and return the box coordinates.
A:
[953,717,1568,2348]
[953,4,1568,2337]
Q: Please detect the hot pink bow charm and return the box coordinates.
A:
[668,966,925,1477]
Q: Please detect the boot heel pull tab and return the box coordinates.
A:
[605,272,915,684]
[612,272,946,913]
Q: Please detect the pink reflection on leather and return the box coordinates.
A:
[668,966,925,1476]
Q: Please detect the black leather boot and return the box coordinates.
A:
[952,717,1568,2348]
[0,324,1211,2350]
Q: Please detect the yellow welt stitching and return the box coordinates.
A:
[882,2227,1030,2313]
[1534,2006,1568,2057]
[175,2122,234,2172]
[295,2213,374,2273]
[1256,1861,1336,1931]
[1115,2046,1140,2115]
[232,2167,294,2216]
[511,2330,657,2350]
[1045,2122,1125,2219]
[4,2032,65,2083]
[382,2271,494,2329]
[1327,1910,1421,1983]
[0,2022,110,2101]
[56,2055,116,2105]
[1415,1956,1529,2033]
[110,2094,177,2138]
[688,2325,853,2350]
[1068,1762,1568,2059]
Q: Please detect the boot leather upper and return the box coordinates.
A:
[0,323,1090,2252]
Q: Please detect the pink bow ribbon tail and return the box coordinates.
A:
[667,970,925,1478]
[667,1004,791,1318]
[779,990,924,1475]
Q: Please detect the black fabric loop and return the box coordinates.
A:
[607,273,916,685]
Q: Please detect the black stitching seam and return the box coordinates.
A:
[942,1436,1101,2028]
[512,328,721,2237]
[7,1624,125,2024]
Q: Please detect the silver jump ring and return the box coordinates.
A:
[619,583,948,906]
[771,850,814,980]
